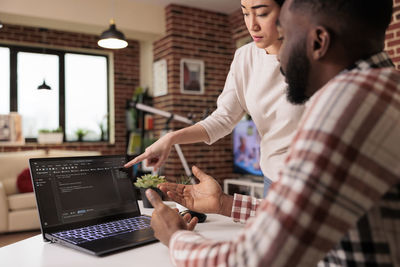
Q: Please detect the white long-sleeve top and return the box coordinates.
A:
[198,42,305,180]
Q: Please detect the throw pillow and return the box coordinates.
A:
[16,168,33,193]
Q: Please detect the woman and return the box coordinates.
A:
[125,0,304,197]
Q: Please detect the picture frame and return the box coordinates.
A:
[0,112,24,145]
[180,58,204,95]
[152,59,168,97]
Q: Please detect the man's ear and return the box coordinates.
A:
[310,26,330,60]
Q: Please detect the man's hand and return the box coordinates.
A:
[146,189,198,246]
[158,166,233,216]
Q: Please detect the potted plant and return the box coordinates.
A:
[134,174,166,208]
[75,128,88,142]
[37,127,63,144]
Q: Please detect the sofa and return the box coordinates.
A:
[0,149,101,233]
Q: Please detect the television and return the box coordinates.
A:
[232,119,263,176]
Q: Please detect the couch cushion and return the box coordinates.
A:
[16,168,33,193]
[8,192,36,211]
[0,150,46,183]
[2,177,18,195]
[8,209,40,232]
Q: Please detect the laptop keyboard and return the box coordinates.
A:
[52,216,151,244]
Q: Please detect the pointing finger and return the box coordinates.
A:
[124,152,148,168]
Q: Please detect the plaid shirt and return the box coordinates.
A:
[169,52,400,267]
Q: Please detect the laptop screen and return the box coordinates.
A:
[30,155,140,231]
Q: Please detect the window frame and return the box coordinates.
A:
[0,42,114,144]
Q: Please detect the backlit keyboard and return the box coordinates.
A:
[52,216,151,244]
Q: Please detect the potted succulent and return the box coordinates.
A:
[37,127,63,144]
[134,174,166,208]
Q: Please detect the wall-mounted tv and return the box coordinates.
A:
[232,119,263,176]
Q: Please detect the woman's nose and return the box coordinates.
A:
[250,16,260,31]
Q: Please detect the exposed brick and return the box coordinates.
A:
[152,4,238,182]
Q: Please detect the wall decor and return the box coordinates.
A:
[180,58,204,95]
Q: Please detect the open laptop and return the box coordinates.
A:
[29,155,157,256]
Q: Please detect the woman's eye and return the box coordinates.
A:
[257,13,268,17]
[242,13,249,17]
[277,36,284,41]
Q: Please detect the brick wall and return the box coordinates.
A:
[229,9,250,46]
[0,24,140,154]
[152,4,238,183]
[386,0,400,70]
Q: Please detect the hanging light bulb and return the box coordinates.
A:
[98,18,128,49]
[0,20,3,29]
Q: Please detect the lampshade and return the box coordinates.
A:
[98,19,128,49]
[38,79,51,90]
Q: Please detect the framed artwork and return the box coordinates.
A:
[0,112,24,145]
[152,59,168,97]
[180,58,204,95]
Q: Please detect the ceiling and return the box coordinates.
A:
[130,0,240,14]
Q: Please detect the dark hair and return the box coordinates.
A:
[275,0,285,7]
[290,0,393,33]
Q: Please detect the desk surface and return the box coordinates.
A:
[0,202,243,267]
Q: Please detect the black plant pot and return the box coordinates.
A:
[140,187,163,208]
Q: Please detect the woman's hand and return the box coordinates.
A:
[124,133,173,171]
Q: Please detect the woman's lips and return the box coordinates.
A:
[252,36,263,42]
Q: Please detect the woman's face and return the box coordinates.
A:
[241,0,281,52]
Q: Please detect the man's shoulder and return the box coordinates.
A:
[304,67,400,131]
[324,67,400,98]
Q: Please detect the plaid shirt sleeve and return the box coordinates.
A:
[168,53,400,267]
[231,193,260,223]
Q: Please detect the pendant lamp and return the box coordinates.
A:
[38,79,51,90]
[38,28,51,90]
[98,18,128,49]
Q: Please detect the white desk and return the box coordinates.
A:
[0,202,243,267]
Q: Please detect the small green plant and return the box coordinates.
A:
[39,126,63,133]
[134,174,166,189]
[75,128,89,141]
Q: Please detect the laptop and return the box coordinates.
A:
[29,154,157,256]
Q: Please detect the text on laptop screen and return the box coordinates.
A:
[30,156,139,228]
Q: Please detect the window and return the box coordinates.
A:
[18,52,59,138]
[65,53,108,141]
[0,47,10,114]
[0,44,110,142]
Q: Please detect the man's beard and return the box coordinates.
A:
[280,39,311,105]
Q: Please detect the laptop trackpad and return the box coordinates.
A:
[80,229,157,255]
[115,228,156,243]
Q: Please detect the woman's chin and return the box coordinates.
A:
[253,41,268,50]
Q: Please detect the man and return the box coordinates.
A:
[145,0,400,266]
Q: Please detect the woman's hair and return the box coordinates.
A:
[274,0,285,7]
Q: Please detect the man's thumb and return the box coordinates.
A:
[146,189,163,208]
[192,165,209,182]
